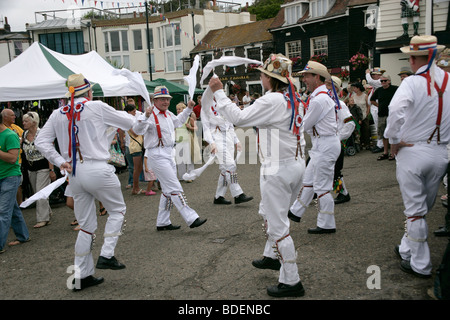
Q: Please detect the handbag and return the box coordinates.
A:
[129,132,144,154]
[108,142,126,167]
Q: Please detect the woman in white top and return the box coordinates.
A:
[351,82,371,149]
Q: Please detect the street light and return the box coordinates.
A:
[145,1,153,81]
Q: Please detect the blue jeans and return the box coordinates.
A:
[0,175,29,251]
[125,146,134,186]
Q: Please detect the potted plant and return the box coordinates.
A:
[349,52,369,70]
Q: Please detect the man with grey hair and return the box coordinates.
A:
[36,73,136,291]
[370,73,398,160]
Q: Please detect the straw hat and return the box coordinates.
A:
[257,53,293,84]
[371,67,386,75]
[65,73,91,98]
[153,86,172,99]
[400,35,445,56]
[330,76,342,90]
[299,60,331,80]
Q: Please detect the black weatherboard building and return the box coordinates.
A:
[269,0,377,84]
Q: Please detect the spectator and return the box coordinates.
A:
[370,74,398,160]
[1,109,24,205]
[175,102,195,182]
[193,95,202,120]
[398,66,414,81]
[0,110,30,254]
[21,112,55,228]
[242,90,251,108]
[351,82,370,150]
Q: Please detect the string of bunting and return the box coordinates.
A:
[53,0,228,51]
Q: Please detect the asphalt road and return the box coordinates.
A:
[1,133,449,305]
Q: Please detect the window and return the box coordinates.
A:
[133,30,142,50]
[165,50,182,72]
[310,0,333,18]
[160,23,182,73]
[161,23,181,48]
[14,41,23,56]
[286,41,301,59]
[39,31,84,54]
[144,28,154,50]
[311,36,328,56]
[246,47,261,61]
[285,5,302,25]
[104,30,130,69]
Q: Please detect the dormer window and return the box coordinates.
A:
[310,0,335,19]
[283,1,308,26]
[285,4,302,25]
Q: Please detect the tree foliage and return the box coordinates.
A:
[247,0,284,21]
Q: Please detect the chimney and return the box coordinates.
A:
[4,16,11,33]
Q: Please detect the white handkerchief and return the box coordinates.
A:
[200,56,262,84]
[20,172,68,208]
[182,155,217,181]
[183,55,200,100]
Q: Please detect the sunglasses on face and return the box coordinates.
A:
[380,80,389,82]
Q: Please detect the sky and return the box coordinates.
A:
[0,0,254,32]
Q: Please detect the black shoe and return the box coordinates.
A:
[252,256,281,270]
[72,275,104,292]
[190,217,207,229]
[288,210,301,223]
[400,260,431,278]
[334,193,350,204]
[394,245,403,259]
[307,227,336,234]
[96,256,126,270]
[371,146,383,153]
[213,196,232,205]
[434,226,450,237]
[234,193,254,204]
[157,224,181,231]
[267,282,305,298]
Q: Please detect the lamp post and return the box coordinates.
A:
[145,1,153,81]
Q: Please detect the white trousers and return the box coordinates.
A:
[69,160,126,279]
[290,135,341,229]
[396,142,448,275]
[28,168,52,222]
[371,106,383,148]
[213,129,243,198]
[148,147,199,227]
[259,158,305,285]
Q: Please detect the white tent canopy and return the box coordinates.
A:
[0,42,150,104]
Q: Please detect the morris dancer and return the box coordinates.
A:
[35,74,136,291]
[288,61,341,234]
[385,35,448,278]
[209,53,306,298]
[133,86,207,231]
[201,87,253,205]
[327,76,355,204]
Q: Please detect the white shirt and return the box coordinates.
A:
[242,94,251,108]
[336,100,355,141]
[35,97,136,168]
[133,106,193,149]
[214,88,306,163]
[201,87,239,145]
[385,64,450,145]
[303,84,338,137]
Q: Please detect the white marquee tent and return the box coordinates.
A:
[0,42,150,104]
